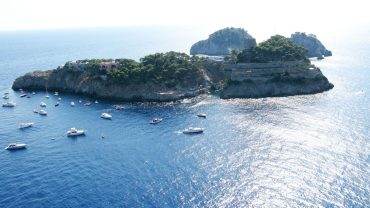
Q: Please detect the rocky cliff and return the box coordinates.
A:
[290,32,332,58]
[190,28,256,56]
[12,68,208,102]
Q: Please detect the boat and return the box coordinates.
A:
[113,105,124,110]
[45,95,50,99]
[66,128,86,137]
[40,102,47,107]
[32,92,36,95]
[2,102,16,107]
[79,100,82,103]
[84,102,92,106]
[55,102,60,107]
[19,122,34,129]
[70,101,75,107]
[101,113,112,120]
[5,143,27,150]
[38,110,47,116]
[58,97,62,101]
[20,93,27,98]
[95,100,99,104]
[2,95,9,99]
[33,109,39,113]
[27,95,31,98]
[182,127,204,134]
[4,92,9,95]
[197,113,207,118]
[54,92,59,96]
[150,118,163,124]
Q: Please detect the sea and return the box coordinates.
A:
[0,26,369,208]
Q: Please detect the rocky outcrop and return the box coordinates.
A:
[290,32,332,58]
[190,28,256,56]
[12,68,208,102]
[220,61,334,99]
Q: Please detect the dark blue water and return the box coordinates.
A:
[0,26,369,207]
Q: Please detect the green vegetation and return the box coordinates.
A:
[208,27,253,44]
[64,52,203,87]
[237,35,308,63]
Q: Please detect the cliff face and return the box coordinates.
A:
[220,62,334,99]
[190,28,256,56]
[12,68,208,102]
[290,32,332,58]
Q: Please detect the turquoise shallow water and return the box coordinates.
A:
[0,26,369,207]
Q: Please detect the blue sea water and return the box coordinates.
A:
[0,26,369,207]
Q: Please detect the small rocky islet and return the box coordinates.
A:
[12,27,334,101]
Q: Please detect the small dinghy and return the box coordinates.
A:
[58,97,62,101]
[2,102,16,107]
[45,95,50,99]
[66,128,86,137]
[150,118,163,124]
[95,100,99,104]
[40,102,47,107]
[38,110,47,116]
[20,93,27,98]
[54,92,59,96]
[182,127,204,134]
[101,113,112,120]
[197,113,207,118]
[32,92,36,95]
[19,122,34,129]
[70,101,75,107]
[55,102,60,107]
[79,100,82,103]
[2,95,9,99]
[33,109,39,114]
[5,143,27,150]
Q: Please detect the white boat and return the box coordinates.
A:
[2,102,16,107]
[66,128,86,137]
[54,92,59,96]
[20,93,27,98]
[33,109,39,113]
[58,97,62,101]
[197,113,207,118]
[40,102,47,107]
[45,95,50,99]
[5,143,27,150]
[101,113,112,120]
[70,101,75,107]
[79,100,82,103]
[38,110,47,116]
[150,118,162,124]
[2,95,9,99]
[19,122,34,129]
[32,92,36,95]
[84,102,92,106]
[95,100,99,104]
[182,127,204,134]
[113,105,124,110]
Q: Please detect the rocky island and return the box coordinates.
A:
[12,52,209,101]
[190,27,256,56]
[290,32,332,59]
[13,28,334,101]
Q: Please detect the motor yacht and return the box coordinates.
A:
[54,92,59,96]
[101,113,112,120]
[19,122,34,129]
[66,128,86,137]
[2,102,16,107]
[182,127,204,134]
[84,102,92,106]
[38,110,47,116]
[40,102,47,107]
[5,143,27,150]
[70,101,75,107]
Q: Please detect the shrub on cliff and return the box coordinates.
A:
[237,35,308,63]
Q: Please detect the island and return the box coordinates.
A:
[190,27,256,56]
[290,32,332,59]
[12,29,334,101]
[220,35,334,98]
[12,52,209,101]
